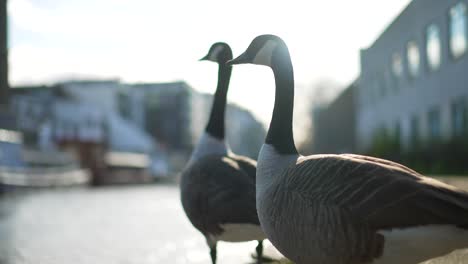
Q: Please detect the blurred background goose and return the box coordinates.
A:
[180,42,271,264]
[228,34,468,264]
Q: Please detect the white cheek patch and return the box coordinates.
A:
[253,40,278,66]
[208,45,224,61]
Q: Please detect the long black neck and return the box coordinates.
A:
[205,63,232,139]
[265,47,298,155]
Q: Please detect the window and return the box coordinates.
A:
[451,98,467,137]
[391,53,403,79]
[407,41,420,77]
[426,24,441,70]
[428,107,441,139]
[450,2,467,58]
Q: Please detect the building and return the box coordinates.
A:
[0,129,23,167]
[120,81,266,165]
[59,79,121,112]
[0,0,7,105]
[0,0,14,130]
[357,0,468,151]
[10,80,168,183]
[311,81,357,154]
[11,82,114,149]
[191,92,266,159]
[120,81,192,152]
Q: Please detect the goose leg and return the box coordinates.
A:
[205,236,218,264]
[209,242,217,264]
[256,240,264,262]
[251,240,276,263]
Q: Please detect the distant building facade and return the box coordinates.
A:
[191,92,266,159]
[0,0,15,132]
[119,81,193,151]
[120,81,266,160]
[10,80,168,182]
[358,0,468,151]
[10,79,266,177]
[11,80,119,148]
[311,81,357,154]
[0,129,23,167]
[0,0,8,105]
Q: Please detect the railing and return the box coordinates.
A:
[0,165,90,187]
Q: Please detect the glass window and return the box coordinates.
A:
[450,2,467,58]
[451,98,467,137]
[407,41,420,77]
[392,53,403,79]
[426,24,441,70]
[428,107,441,139]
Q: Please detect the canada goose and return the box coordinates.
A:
[228,34,468,264]
[180,42,271,264]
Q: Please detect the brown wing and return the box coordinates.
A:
[284,154,468,230]
[229,154,257,182]
[180,155,259,236]
[340,153,420,176]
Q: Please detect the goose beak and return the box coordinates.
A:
[226,52,250,66]
[199,54,210,61]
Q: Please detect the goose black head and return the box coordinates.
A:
[227,34,287,67]
[200,42,233,64]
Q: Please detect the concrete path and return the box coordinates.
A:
[0,182,467,264]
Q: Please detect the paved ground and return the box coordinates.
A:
[0,179,468,264]
[0,185,280,264]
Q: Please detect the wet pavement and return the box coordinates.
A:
[0,182,468,264]
[0,185,278,264]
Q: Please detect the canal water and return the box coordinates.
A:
[0,183,467,264]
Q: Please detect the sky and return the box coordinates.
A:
[6,0,411,123]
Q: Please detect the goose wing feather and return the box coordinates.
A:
[181,155,259,236]
[229,154,257,182]
[283,154,468,230]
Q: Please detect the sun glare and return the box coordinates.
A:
[7,0,411,122]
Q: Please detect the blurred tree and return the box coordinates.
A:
[368,127,401,160]
[366,129,468,175]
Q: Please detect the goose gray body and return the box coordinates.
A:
[180,43,268,264]
[229,34,468,264]
[257,145,468,264]
[181,146,263,241]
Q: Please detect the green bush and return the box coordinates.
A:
[366,131,468,175]
[367,128,401,160]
